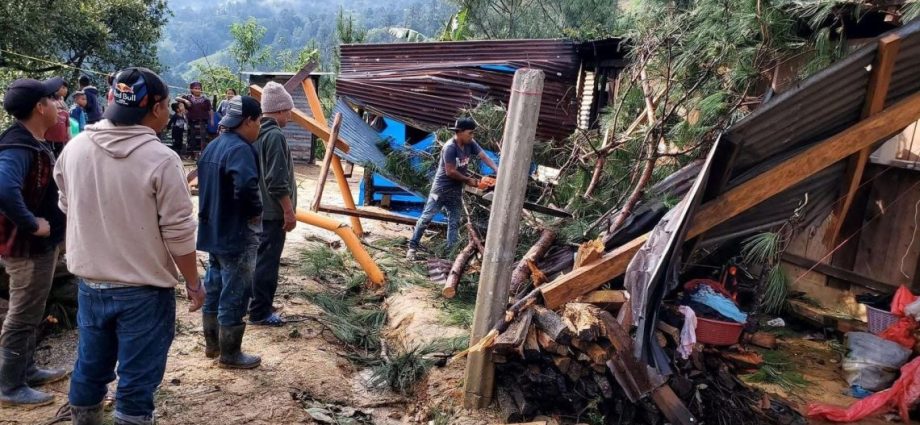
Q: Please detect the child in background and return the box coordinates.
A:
[69,91,87,134]
[168,98,191,156]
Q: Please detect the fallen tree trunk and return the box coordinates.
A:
[510,229,557,297]
[442,240,478,298]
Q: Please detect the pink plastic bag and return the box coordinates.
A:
[808,356,920,423]
[892,285,917,316]
[880,317,918,349]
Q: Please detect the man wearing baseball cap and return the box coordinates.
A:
[54,67,203,424]
[196,95,264,369]
[0,77,68,407]
[406,117,498,260]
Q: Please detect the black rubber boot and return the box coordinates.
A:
[0,349,53,406]
[25,356,68,387]
[202,313,219,359]
[218,324,261,369]
[70,402,104,425]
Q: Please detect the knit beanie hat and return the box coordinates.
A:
[261,81,294,113]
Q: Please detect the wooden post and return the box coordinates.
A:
[311,113,342,211]
[464,68,544,409]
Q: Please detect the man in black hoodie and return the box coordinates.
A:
[0,77,68,407]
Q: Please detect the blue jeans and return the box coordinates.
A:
[409,191,462,250]
[203,229,259,326]
[249,220,286,322]
[69,281,176,419]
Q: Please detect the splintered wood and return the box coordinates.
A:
[574,238,605,267]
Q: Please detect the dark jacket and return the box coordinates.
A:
[0,122,66,257]
[254,118,296,221]
[82,86,103,124]
[196,131,262,255]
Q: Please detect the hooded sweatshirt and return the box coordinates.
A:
[53,120,197,288]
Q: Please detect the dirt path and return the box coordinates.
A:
[2,164,496,425]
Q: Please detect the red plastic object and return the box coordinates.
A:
[808,356,920,423]
[891,285,917,316]
[879,316,918,349]
[695,316,744,346]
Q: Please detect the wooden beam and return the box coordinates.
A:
[465,69,544,410]
[302,79,327,126]
[311,113,342,211]
[249,85,349,153]
[825,34,902,248]
[282,60,317,94]
[781,252,893,293]
[317,204,443,227]
[540,90,920,310]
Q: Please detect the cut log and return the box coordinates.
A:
[574,238,605,267]
[562,303,606,342]
[656,321,680,344]
[526,260,547,286]
[493,309,535,353]
[496,387,524,423]
[536,330,569,356]
[532,306,572,345]
[593,373,615,399]
[572,341,610,366]
[522,327,541,360]
[575,290,629,311]
[509,228,557,296]
[442,240,478,298]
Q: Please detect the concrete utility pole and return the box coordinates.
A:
[463,68,544,409]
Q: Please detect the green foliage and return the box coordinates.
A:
[439,7,471,41]
[453,0,620,39]
[0,0,168,76]
[742,231,790,314]
[369,346,435,394]
[229,18,270,76]
[377,139,438,194]
[440,281,477,328]
[304,290,384,353]
[744,349,810,392]
[742,232,782,265]
[193,65,244,97]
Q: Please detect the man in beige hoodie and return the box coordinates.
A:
[53,68,203,425]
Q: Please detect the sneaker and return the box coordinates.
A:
[406,248,417,261]
[249,312,286,327]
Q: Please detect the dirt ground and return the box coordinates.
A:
[1,164,498,425]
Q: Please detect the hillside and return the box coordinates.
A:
[159,0,456,86]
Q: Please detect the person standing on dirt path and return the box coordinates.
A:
[249,82,296,327]
[406,117,497,261]
[0,77,68,407]
[54,67,203,425]
[197,95,264,369]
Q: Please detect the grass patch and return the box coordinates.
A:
[440,281,477,328]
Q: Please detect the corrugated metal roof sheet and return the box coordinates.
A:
[701,19,920,243]
[336,39,603,140]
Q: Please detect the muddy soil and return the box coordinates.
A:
[1,164,498,425]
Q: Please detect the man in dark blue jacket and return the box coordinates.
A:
[196,96,263,369]
[0,77,68,406]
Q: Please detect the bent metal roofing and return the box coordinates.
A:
[336,39,589,141]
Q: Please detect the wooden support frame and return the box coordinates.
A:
[540,90,920,309]
[825,34,903,248]
[249,81,364,236]
[317,204,444,227]
[311,113,342,211]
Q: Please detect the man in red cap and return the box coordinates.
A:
[0,77,68,406]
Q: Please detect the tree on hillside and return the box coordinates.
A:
[451,0,619,39]
[0,0,169,77]
[229,17,271,77]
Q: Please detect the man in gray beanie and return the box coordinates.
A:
[249,81,296,326]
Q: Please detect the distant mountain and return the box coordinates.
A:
[158,0,455,87]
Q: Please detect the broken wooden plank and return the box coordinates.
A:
[575,238,605,267]
[650,384,696,425]
[541,89,920,309]
[493,308,535,353]
[317,204,443,228]
[576,290,629,310]
[781,252,894,292]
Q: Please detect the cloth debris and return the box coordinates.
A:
[766,318,786,327]
[678,305,697,360]
[689,286,748,324]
